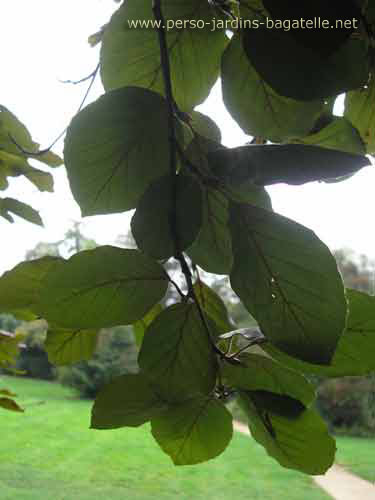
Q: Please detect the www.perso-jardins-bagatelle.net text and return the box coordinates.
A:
[126,16,359,32]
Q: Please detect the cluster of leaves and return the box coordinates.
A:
[0,106,62,226]
[0,329,25,413]
[1,0,375,475]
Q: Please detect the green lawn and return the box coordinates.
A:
[336,436,375,483]
[0,376,330,500]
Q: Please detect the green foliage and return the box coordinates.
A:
[221,34,324,142]
[187,187,233,273]
[45,327,99,366]
[261,2,361,56]
[151,395,233,465]
[16,344,55,380]
[183,132,236,273]
[222,353,315,408]
[263,289,375,377]
[316,376,375,435]
[243,29,368,101]
[345,80,375,154]
[0,198,43,226]
[0,106,62,169]
[0,313,20,332]
[0,328,25,411]
[326,289,375,376]
[0,257,62,320]
[15,320,56,380]
[58,326,138,399]
[209,143,369,186]
[230,204,347,364]
[193,279,234,334]
[0,105,62,225]
[239,392,336,475]
[131,174,203,259]
[138,303,217,401]
[309,252,375,435]
[64,87,173,215]
[261,250,375,435]
[3,0,375,474]
[132,303,163,347]
[294,117,366,155]
[92,373,167,429]
[100,0,228,110]
[36,246,169,329]
[0,396,23,413]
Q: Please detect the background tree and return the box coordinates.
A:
[25,221,96,260]
[0,314,19,333]
[334,248,375,294]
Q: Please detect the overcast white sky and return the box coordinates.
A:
[1,0,374,274]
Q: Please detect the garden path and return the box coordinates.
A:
[233,421,375,500]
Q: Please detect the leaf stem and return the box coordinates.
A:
[165,272,185,299]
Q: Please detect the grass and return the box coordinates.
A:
[335,436,375,483]
[0,376,331,500]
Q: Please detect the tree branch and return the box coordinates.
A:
[165,271,185,299]
[152,0,223,357]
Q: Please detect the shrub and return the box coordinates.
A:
[58,326,138,398]
[0,314,20,333]
[316,376,375,436]
[15,320,56,380]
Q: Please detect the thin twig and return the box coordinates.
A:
[60,66,99,85]
[228,337,268,359]
[73,63,100,115]
[10,63,100,157]
[181,254,224,357]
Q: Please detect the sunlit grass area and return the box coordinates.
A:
[0,376,331,500]
[336,436,375,483]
